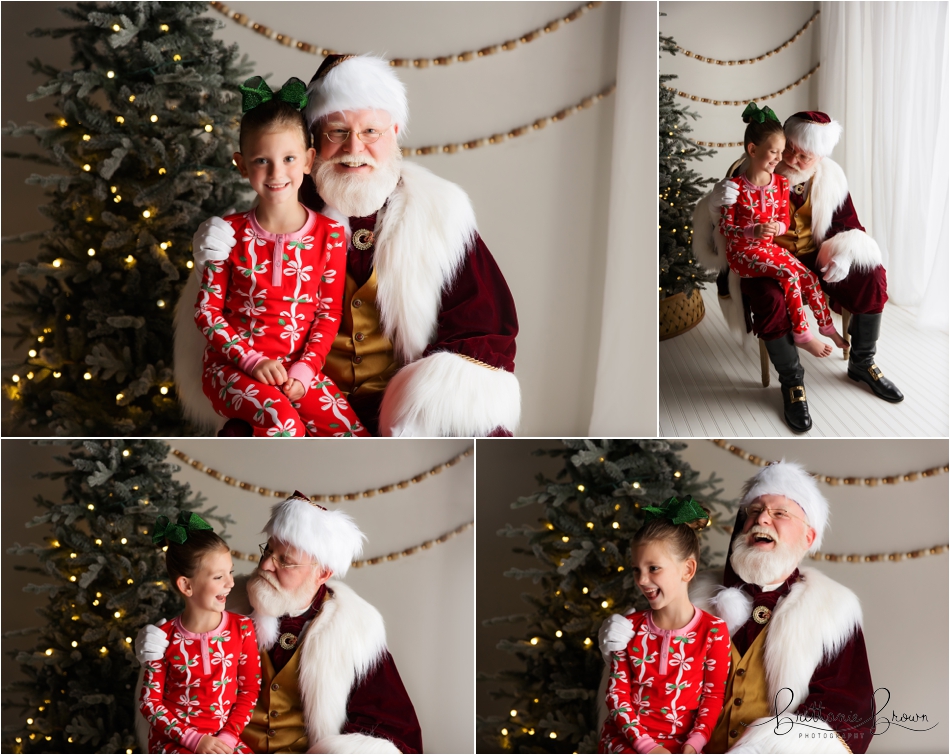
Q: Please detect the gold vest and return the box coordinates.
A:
[706,626,773,754]
[775,187,816,257]
[242,648,308,753]
[323,268,399,398]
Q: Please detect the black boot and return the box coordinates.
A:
[847,313,904,402]
[764,334,812,433]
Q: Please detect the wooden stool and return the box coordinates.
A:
[758,309,850,387]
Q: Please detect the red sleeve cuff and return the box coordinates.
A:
[287,362,316,395]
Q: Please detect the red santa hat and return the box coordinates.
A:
[304,54,408,137]
[738,461,829,552]
[782,111,842,158]
[263,490,365,577]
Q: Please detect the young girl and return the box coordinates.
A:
[720,103,847,358]
[140,513,261,754]
[601,498,730,755]
[195,76,369,437]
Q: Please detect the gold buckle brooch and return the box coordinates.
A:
[789,386,807,403]
[868,364,883,381]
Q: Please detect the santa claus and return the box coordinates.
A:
[135,492,422,753]
[175,54,520,437]
[692,111,903,433]
[600,461,876,754]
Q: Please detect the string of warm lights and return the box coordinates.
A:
[675,11,820,65]
[708,439,949,485]
[401,82,615,157]
[227,521,473,568]
[663,63,820,106]
[207,1,602,66]
[169,446,472,500]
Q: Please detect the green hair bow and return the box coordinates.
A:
[239,76,309,113]
[742,102,780,125]
[641,496,709,527]
[152,511,213,545]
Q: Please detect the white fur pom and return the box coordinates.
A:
[817,229,883,274]
[308,732,401,754]
[173,271,220,434]
[265,499,365,577]
[712,586,753,636]
[250,611,280,651]
[728,716,850,753]
[378,351,521,437]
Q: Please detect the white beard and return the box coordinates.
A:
[247,569,316,618]
[777,161,818,187]
[730,525,808,587]
[313,144,402,218]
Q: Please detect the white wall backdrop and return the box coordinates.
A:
[476,438,949,755]
[659,1,820,181]
[2,438,474,753]
[1,1,659,436]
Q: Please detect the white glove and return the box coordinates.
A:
[192,216,236,267]
[598,613,634,664]
[707,178,740,221]
[820,255,852,284]
[134,618,169,664]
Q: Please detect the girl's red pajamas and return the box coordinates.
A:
[195,208,369,437]
[720,174,836,343]
[140,612,262,754]
[600,608,731,754]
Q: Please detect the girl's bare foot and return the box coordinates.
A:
[826,330,849,349]
[799,338,832,358]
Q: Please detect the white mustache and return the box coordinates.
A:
[326,153,379,169]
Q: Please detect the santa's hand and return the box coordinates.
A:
[821,256,852,284]
[598,613,634,663]
[193,216,236,267]
[134,619,168,664]
[711,178,739,207]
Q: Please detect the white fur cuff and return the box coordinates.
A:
[378,351,520,436]
[692,192,730,273]
[173,271,221,434]
[309,732,401,754]
[728,716,851,754]
[817,229,883,273]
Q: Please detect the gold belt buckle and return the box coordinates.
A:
[788,386,807,404]
[868,364,883,381]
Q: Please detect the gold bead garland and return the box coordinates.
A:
[662,63,820,106]
[808,544,948,564]
[708,439,948,486]
[208,1,602,66]
[675,11,820,66]
[228,521,473,568]
[401,82,616,157]
[169,446,472,501]
[693,140,744,149]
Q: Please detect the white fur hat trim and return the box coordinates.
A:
[783,112,842,158]
[738,460,829,552]
[305,55,408,137]
[263,493,366,578]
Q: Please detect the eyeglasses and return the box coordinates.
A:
[258,543,317,570]
[323,124,392,145]
[740,503,808,525]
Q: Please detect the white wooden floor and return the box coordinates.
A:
[659,287,949,437]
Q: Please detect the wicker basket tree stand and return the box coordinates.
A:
[659,289,705,341]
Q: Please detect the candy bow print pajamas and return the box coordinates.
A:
[196,208,369,436]
[720,174,837,343]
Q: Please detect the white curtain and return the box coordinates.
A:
[589,2,658,435]
[819,1,949,331]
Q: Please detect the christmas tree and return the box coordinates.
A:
[2,439,233,753]
[478,439,735,753]
[658,33,718,299]
[2,2,252,436]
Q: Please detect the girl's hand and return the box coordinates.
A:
[682,745,697,754]
[648,747,671,754]
[196,735,233,754]
[282,378,305,402]
[754,222,781,239]
[251,359,288,386]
